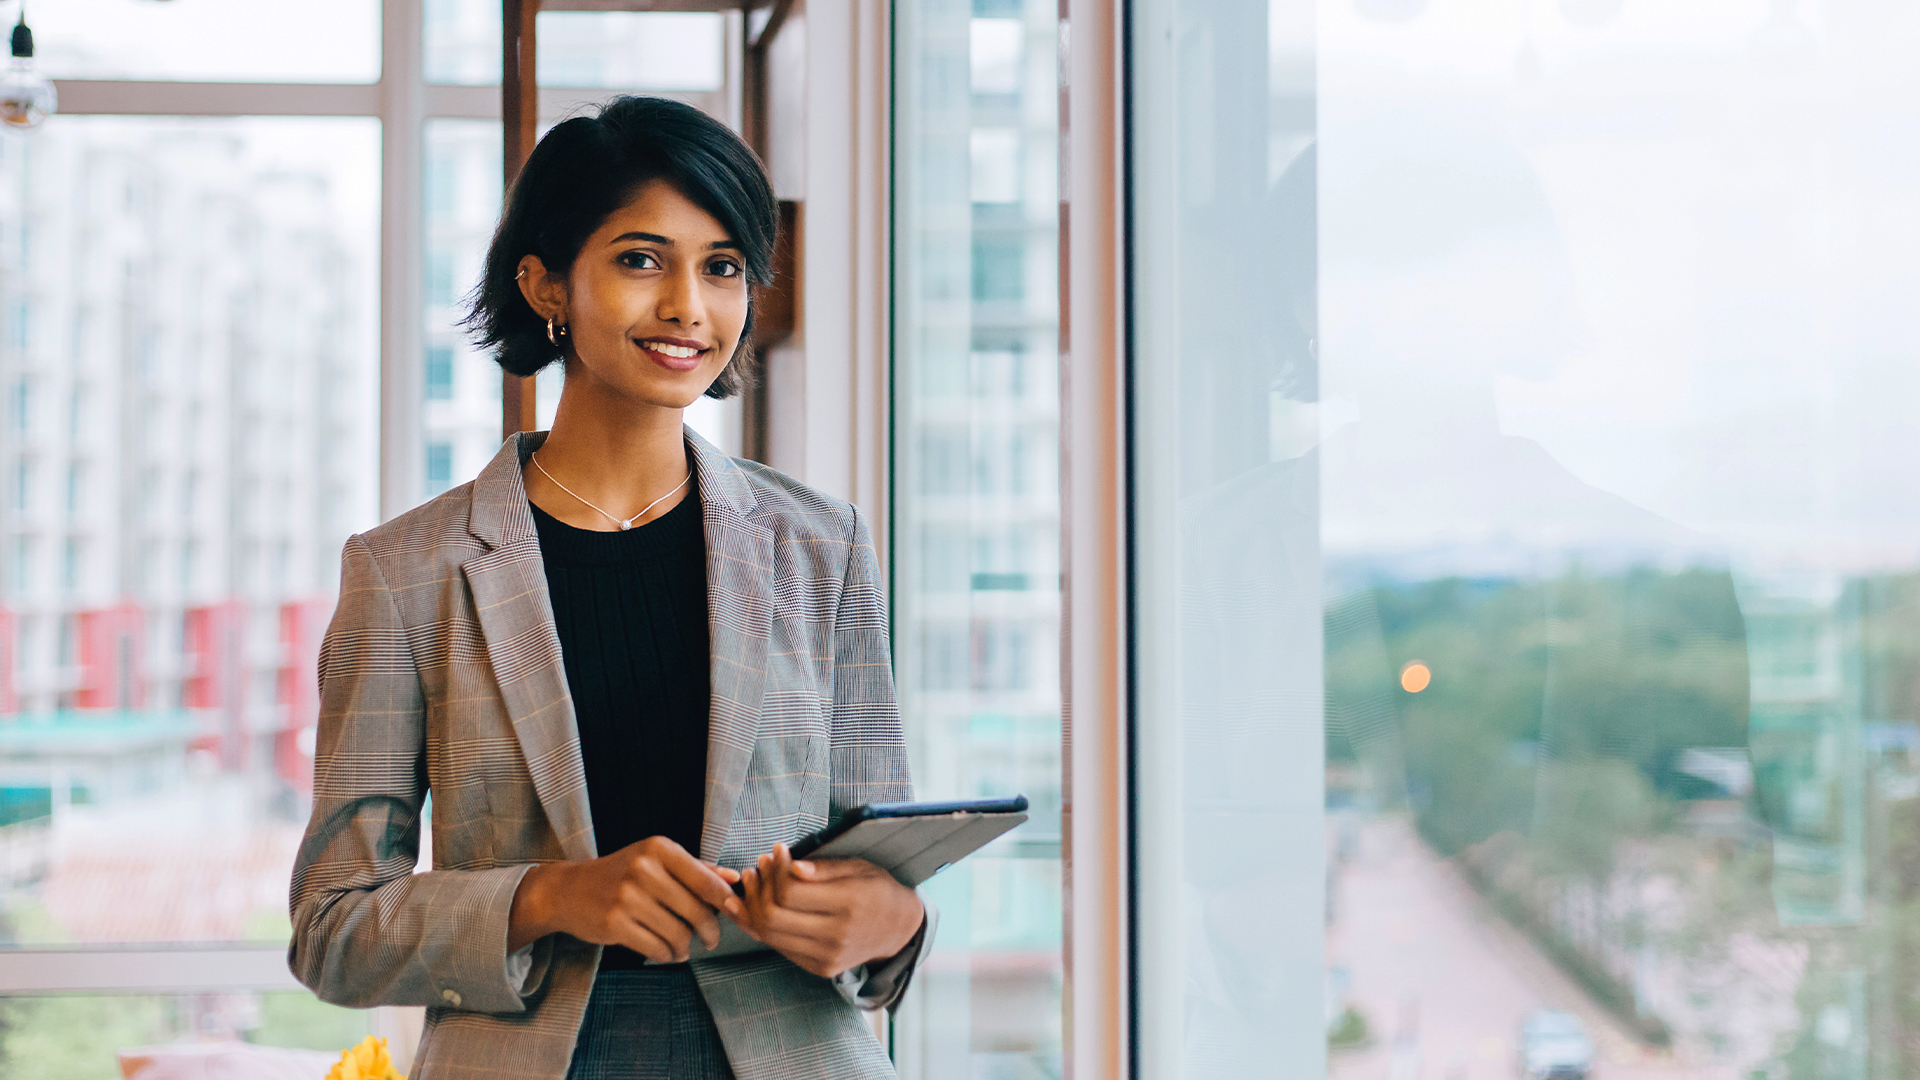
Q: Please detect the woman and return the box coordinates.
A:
[289,96,928,1080]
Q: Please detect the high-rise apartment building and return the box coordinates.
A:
[0,119,376,939]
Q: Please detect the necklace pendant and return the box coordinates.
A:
[620,520,634,531]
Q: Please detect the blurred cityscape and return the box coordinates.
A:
[892,0,1065,1076]
[0,117,379,1066]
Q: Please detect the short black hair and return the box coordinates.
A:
[464,95,777,398]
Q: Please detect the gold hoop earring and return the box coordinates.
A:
[546,316,568,346]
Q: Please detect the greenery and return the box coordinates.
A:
[254,991,372,1051]
[0,991,372,1077]
[1329,566,1750,863]
[1327,566,1750,1048]
[0,995,167,1080]
[1327,1005,1371,1049]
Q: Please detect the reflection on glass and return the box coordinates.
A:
[1130,0,1323,1073]
[0,116,378,960]
[1146,0,1920,1074]
[32,0,379,83]
[425,0,725,90]
[893,0,1062,1076]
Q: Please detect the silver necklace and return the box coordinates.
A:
[531,453,691,531]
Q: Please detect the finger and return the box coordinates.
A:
[770,877,857,917]
[637,865,724,951]
[738,867,773,927]
[656,847,740,911]
[621,887,700,960]
[785,857,875,882]
[744,901,843,944]
[614,916,679,965]
[714,865,741,884]
[770,843,795,907]
[747,906,854,974]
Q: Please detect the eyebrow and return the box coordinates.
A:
[608,231,740,250]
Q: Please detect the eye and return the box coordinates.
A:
[617,250,660,270]
[708,258,743,279]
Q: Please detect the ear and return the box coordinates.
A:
[516,254,569,322]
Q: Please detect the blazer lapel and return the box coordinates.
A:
[687,429,773,864]
[462,432,597,863]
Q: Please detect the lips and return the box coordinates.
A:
[636,337,709,372]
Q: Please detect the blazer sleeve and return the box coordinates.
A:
[828,506,932,1011]
[288,534,550,1014]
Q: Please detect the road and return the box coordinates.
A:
[1327,817,1736,1080]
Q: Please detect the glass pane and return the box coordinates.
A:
[34,0,379,83]
[424,0,502,86]
[1128,0,1322,1074]
[0,117,379,948]
[538,12,725,91]
[426,0,725,90]
[424,119,506,500]
[892,0,1062,1077]
[1138,0,1920,1075]
[0,990,376,1074]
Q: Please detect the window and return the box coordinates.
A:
[421,120,504,505]
[425,441,454,496]
[1128,0,1920,1073]
[0,110,379,1070]
[425,346,455,402]
[31,0,380,83]
[424,0,726,90]
[894,0,1064,1074]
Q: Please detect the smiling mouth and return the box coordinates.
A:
[642,341,704,359]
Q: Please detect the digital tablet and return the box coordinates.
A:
[687,796,1029,961]
[790,795,1030,885]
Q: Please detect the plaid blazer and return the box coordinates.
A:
[289,429,916,1080]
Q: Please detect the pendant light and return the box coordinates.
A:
[0,3,56,131]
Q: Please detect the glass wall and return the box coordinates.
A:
[892,0,1064,1076]
[425,0,727,90]
[31,0,380,83]
[423,118,511,497]
[1134,0,1920,1075]
[1128,0,1323,1074]
[0,116,380,1066]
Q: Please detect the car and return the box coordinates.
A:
[1520,1010,1595,1079]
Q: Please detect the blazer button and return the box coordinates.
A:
[441,988,462,1007]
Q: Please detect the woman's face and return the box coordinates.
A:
[525,178,749,411]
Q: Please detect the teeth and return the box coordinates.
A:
[646,342,700,358]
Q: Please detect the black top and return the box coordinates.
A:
[532,489,710,970]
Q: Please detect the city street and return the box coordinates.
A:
[1327,817,1734,1080]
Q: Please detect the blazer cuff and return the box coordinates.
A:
[429,863,547,1014]
[835,899,937,1013]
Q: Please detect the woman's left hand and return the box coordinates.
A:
[735,844,925,979]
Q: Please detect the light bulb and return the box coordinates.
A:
[0,12,55,131]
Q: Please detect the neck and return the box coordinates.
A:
[526,382,691,530]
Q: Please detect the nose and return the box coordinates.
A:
[655,260,705,328]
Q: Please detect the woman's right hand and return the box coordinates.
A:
[507,836,744,962]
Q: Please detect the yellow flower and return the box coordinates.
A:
[327,1035,406,1080]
